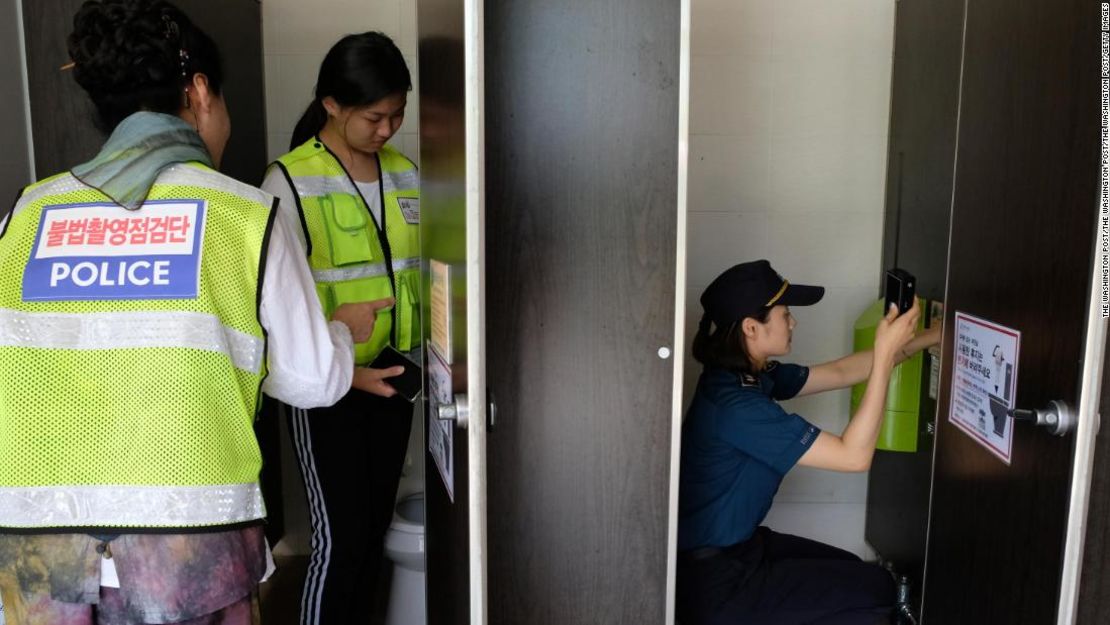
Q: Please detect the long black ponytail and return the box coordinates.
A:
[290,31,412,149]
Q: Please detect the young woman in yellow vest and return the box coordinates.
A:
[261,32,421,625]
[0,1,387,624]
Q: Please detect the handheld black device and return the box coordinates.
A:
[369,346,423,402]
[884,268,916,315]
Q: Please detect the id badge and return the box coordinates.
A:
[397,197,420,225]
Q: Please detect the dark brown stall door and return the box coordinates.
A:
[418,0,681,622]
[922,0,1100,623]
[482,0,679,622]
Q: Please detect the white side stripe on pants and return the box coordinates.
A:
[292,407,332,625]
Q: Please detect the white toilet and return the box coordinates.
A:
[384,491,425,625]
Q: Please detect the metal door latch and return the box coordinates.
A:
[1008,400,1075,437]
[437,394,470,430]
[436,393,498,431]
[487,390,497,432]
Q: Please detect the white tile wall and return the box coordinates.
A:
[686,0,896,559]
[262,0,421,556]
[763,503,874,556]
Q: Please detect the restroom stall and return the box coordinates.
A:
[915,0,1103,622]
[867,0,1109,623]
[417,0,684,623]
[686,0,1109,623]
[685,0,899,565]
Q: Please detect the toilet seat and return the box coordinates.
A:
[390,492,424,536]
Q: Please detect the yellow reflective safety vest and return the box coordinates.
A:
[271,139,420,365]
[0,164,274,531]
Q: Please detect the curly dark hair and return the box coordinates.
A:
[66,0,223,133]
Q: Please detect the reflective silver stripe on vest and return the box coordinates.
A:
[0,309,264,374]
[292,171,418,200]
[382,169,419,196]
[14,175,91,218]
[0,483,264,528]
[14,166,273,218]
[292,175,352,198]
[311,257,421,284]
[157,164,274,208]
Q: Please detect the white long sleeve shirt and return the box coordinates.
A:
[256,203,354,407]
[0,195,354,409]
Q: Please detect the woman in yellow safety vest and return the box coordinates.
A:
[261,31,421,625]
[0,1,380,623]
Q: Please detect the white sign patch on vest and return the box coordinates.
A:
[397,197,420,224]
[22,200,206,302]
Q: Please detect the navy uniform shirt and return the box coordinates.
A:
[677,362,820,550]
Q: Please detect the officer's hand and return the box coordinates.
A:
[919,323,942,349]
[874,301,920,367]
[353,366,405,398]
[333,297,395,343]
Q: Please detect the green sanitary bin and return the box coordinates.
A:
[850,298,925,452]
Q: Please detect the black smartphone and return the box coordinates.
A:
[369,346,423,402]
[884,268,916,315]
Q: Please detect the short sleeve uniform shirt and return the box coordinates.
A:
[677,362,820,550]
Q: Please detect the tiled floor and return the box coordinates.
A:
[259,556,392,625]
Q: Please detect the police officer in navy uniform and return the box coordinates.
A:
[676,260,939,625]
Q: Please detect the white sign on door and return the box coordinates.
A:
[427,346,455,501]
[948,312,1021,464]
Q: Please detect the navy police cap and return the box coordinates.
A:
[700,259,825,328]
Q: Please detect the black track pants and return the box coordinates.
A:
[288,389,414,625]
[677,527,895,625]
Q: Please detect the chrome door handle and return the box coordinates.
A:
[1008,399,1075,437]
[437,393,470,430]
[487,390,497,432]
[437,392,497,432]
